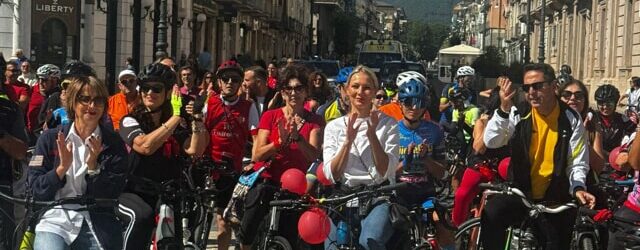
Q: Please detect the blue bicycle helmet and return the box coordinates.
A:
[398,79,430,108]
[335,67,353,85]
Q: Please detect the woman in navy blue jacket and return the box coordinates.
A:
[27,76,128,250]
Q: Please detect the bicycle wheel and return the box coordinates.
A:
[454,217,481,250]
[579,236,595,250]
[264,236,293,250]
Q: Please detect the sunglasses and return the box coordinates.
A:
[77,95,106,106]
[283,85,305,93]
[560,90,585,100]
[376,94,386,100]
[401,98,428,109]
[220,76,242,84]
[597,101,615,108]
[522,81,547,92]
[140,83,165,94]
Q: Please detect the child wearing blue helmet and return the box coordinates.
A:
[395,76,455,250]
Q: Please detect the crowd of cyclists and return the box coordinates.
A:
[0,53,639,250]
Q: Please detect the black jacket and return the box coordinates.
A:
[484,101,590,203]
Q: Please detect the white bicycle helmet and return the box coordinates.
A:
[396,71,427,87]
[456,66,475,78]
[36,64,61,79]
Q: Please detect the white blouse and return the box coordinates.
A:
[322,114,400,187]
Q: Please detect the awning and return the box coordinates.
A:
[438,44,484,55]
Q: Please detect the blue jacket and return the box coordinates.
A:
[27,123,128,250]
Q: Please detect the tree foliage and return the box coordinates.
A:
[471,46,507,78]
[333,11,360,57]
[400,21,449,62]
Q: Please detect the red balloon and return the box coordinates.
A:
[498,157,510,181]
[316,162,332,186]
[281,168,307,195]
[298,207,330,244]
[609,146,624,171]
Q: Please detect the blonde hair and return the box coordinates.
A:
[64,76,109,121]
[346,65,379,89]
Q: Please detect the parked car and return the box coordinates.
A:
[378,60,427,86]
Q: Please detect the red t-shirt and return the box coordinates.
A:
[4,81,29,104]
[267,76,277,90]
[205,96,253,172]
[27,84,45,131]
[253,109,325,182]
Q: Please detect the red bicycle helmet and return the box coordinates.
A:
[216,60,243,77]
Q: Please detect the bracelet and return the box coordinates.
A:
[162,123,170,131]
[87,168,101,176]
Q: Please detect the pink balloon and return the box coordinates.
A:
[298,207,331,244]
[316,162,332,186]
[281,168,307,195]
[609,146,624,171]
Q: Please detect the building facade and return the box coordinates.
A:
[0,0,312,91]
[503,0,637,97]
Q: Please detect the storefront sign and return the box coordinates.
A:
[32,0,80,36]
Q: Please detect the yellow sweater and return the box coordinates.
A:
[529,105,560,199]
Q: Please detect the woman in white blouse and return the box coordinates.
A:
[322,65,399,250]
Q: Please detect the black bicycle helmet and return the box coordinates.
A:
[594,84,620,102]
[138,63,176,88]
[62,60,97,78]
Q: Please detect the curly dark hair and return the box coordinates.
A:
[277,65,310,91]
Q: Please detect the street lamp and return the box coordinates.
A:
[155,0,168,60]
[524,0,531,64]
[538,0,546,63]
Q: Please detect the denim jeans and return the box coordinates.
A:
[325,203,394,250]
[34,222,101,250]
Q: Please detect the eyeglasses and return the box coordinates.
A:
[401,98,428,109]
[522,81,547,92]
[140,83,165,94]
[283,85,305,93]
[77,95,106,106]
[375,94,386,100]
[560,90,585,100]
[597,101,616,108]
[220,76,242,84]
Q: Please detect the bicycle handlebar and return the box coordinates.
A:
[0,190,118,208]
[269,182,408,207]
[478,182,577,214]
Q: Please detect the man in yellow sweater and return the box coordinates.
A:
[481,63,596,249]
